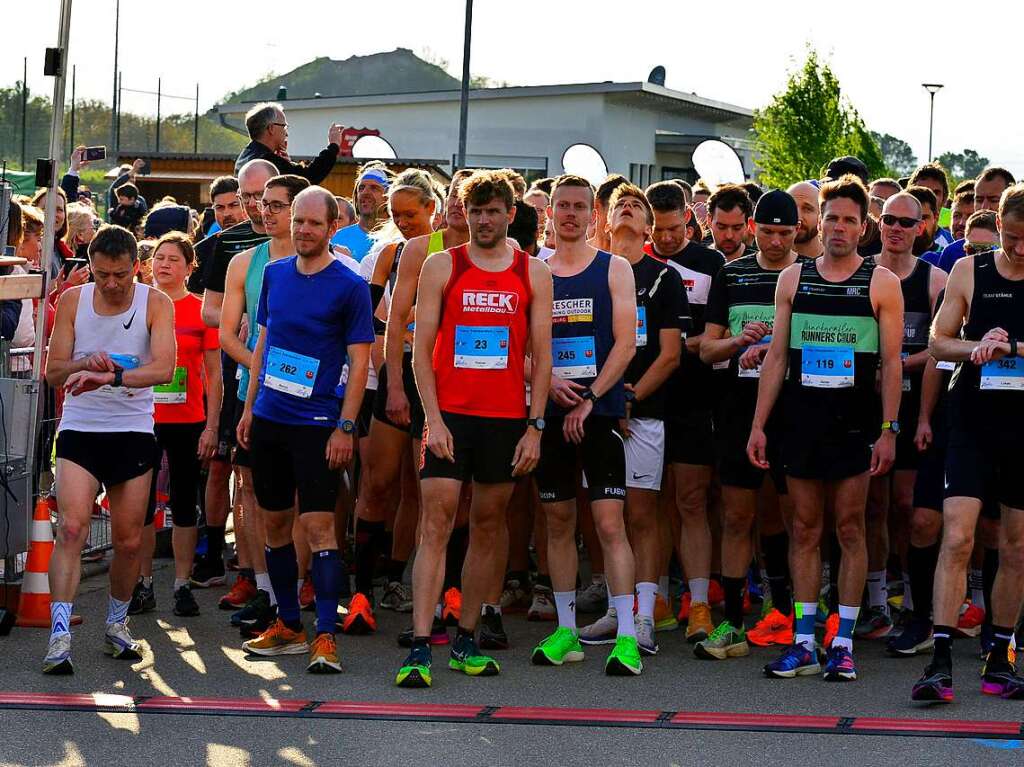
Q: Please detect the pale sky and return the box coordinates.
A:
[9,0,1024,176]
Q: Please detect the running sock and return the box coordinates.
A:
[932,626,954,672]
[444,525,469,591]
[657,575,670,601]
[982,548,998,626]
[353,519,386,597]
[553,590,577,630]
[265,543,301,629]
[255,571,277,606]
[481,603,501,616]
[636,582,657,620]
[50,601,72,639]
[969,567,985,610]
[311,549,342,636]
[141,576,153,589]
[106,595,130,627]
[173,578,188,591]
[205,524,226,564]
[902,571,914,612]
[908,543,939,623]
[688,577,710,605]
[987,625,1015,670]
[834,604,860,651]
[240,567,255,584]
[795,601,817,649]
[761,531,792,616]
[611,594,636,637]
[386,558,407,585]
[867,570,888,610]
[434,602,443,620]
[722,576,746,630]
[296,578,305,598]
[411,635,430,650]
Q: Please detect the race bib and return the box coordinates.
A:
[154,366,187,404]
[936,360,955,372]
[801,345,854,388]
[265,346,319,398]
[552,336,597,379]
[635,307,647,348]
[980,358,1024,391]
[454,325,509,370]
[737,336,771,379]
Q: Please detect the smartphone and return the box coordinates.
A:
[138,159,152,175]
[84,146,106,162]
[62,257,88,278]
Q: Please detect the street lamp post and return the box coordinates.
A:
[456,0,473,171]
[922,83,944,162]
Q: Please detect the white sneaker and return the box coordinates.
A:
[527,585,557,621]
[635,616,659,656]
[42,634,73,675]
[104,621,142,660]
[576,578,608,614]
[579,609,618,646]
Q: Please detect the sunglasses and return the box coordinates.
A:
[964,242,998,256]
[880,214,921,229]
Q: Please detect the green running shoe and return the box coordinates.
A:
[694,621,750,660]
[395,644,432,688]
[531,626,585,666]
[449,633,500,676]
[605,635,643,676]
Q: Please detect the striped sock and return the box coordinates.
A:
[50,601,72,638]
[106,595,130,626]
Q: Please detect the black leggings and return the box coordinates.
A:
[150,421,205,527]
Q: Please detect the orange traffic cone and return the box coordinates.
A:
[16,496,82,628]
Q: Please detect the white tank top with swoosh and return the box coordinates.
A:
[58,282,155,434]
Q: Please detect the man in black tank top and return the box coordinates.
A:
[862,193,947,640]
[749,176,904,682]
[912,184,1024,703]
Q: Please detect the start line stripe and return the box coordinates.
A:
[0,693,1021,739]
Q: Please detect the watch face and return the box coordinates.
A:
[534,418,546,431]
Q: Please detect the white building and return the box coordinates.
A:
[214,49,753,185]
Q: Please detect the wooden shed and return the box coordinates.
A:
[107,153,450,210]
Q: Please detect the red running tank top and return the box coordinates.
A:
[433,244,532,419]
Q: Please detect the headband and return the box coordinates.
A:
[359,169,390,189]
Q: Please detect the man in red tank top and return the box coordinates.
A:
[394,171,553,688]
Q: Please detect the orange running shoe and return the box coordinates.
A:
[747,609,794,647]
[686,602,714,644]
[708,580,725,607]
[299,577,315,612]
[341,593,377,635]
[653,594,678,632]
[219,576,257,610]
[677,591,692,622]
[307,632,342,674]
[823,612,839,649]
[242,618,309,656]
[442,587,462,626]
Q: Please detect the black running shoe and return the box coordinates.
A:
[478,606,509,650]
[127,580,155,616]
[981,663,1024,699]
[911,663,954,703]
[231,589,273,627]
[173,585,200,617]
[190,556,226,588]
[886,617,934,657]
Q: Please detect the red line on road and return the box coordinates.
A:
[0,692,1021,739]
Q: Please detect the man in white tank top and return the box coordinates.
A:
[42,225,176,675]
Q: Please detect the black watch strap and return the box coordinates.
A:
[581,387,597,402]
[112,368,124,387]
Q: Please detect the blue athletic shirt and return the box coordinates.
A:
[330,223,374,262]
[935,238,966,273]
[254,256,374,427]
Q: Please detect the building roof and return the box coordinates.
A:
[220,48,460,103]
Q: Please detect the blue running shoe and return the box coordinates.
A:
[763,642,820,678]
[823,645,857,681]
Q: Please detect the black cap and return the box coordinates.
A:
[823,155,869,184]
[144,205,191,239]
[753,190,798,226]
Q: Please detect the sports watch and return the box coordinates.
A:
[580,387,597,403]
[339,419,356,434]
[527,417,546,431]
[881,420,900,435]
[112,369,124,387]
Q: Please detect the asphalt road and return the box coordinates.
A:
[0,560,1021,766]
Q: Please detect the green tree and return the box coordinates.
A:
[753,49,886,187]
[935,149,990,180]
[871,132,917,176]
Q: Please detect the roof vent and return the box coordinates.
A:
[647,66,666,86]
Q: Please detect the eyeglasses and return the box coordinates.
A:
[239,191,263,203]
[880,214,921,229]
[965,241,998,256]
[271,122,288,129]
[257,200,292,215]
